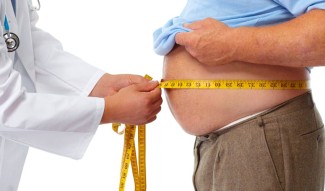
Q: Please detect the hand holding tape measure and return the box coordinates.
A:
[113,76,309,191]
[112,75,153,191]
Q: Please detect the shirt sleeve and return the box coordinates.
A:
[273,0,325,16]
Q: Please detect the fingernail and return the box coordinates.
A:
[150,80,158,84]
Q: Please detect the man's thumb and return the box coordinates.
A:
[175,32,187,45]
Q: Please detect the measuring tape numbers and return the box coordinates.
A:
[112,77,309,191]
[160,79,310,90]
[113,124,146,191]
[113,75,152,191]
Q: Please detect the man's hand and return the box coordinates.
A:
[177,10,325,68]
[175,18,237,66]
[101,80,162,125]
[90,73,149,97]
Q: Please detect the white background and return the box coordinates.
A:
[18,0,325,191]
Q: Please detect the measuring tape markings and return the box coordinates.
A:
[113,75,152,191]
[137,125,146,191]
[113,77,309,191]
[113,124,146,191]
[159,79,310,90]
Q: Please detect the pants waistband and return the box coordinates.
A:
[198,91,314,139]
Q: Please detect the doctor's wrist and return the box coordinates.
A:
[89,73,112,98]
[100,96,114,124]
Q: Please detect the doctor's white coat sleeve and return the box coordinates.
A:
[29,8,105,96]
[0,9,105,159]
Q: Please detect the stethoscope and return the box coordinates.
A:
[1,0,41,52]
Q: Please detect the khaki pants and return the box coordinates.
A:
[193,92,325,191]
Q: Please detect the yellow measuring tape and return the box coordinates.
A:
[113,77,309,191]
[159,79,310,90]
[113,75,152,191]
[113,123,146,191]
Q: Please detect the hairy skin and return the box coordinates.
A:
[175,9,325,67]
[164,10,325,135]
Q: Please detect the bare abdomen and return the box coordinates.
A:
[163,45,309,135]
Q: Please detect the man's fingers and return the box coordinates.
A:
[176,20,205,46]
[183,21,203,30]
[175,32,189,46]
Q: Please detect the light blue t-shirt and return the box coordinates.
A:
[153,0,325,56]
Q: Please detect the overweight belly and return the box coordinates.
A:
[163,46,309,135]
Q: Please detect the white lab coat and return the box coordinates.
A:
[0,0,105,190]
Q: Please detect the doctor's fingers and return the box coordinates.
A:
[140,88,162,112]
[127,74,150,85]
[141,103,162,124]
[152,101,163,116]
[132,80,160,92]
[143,114,158,125]
[149,95,163,113]
[113,74,148,88]
[144,86,162,105]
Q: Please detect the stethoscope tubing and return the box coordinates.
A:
[1,0,41,52]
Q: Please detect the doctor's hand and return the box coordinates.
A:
[90,73,150,97]
[175,18,237,66]
[101,80,162,125]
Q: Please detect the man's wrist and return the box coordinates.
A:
[230,26,254,64]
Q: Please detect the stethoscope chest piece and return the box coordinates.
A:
[3,32,19,52]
